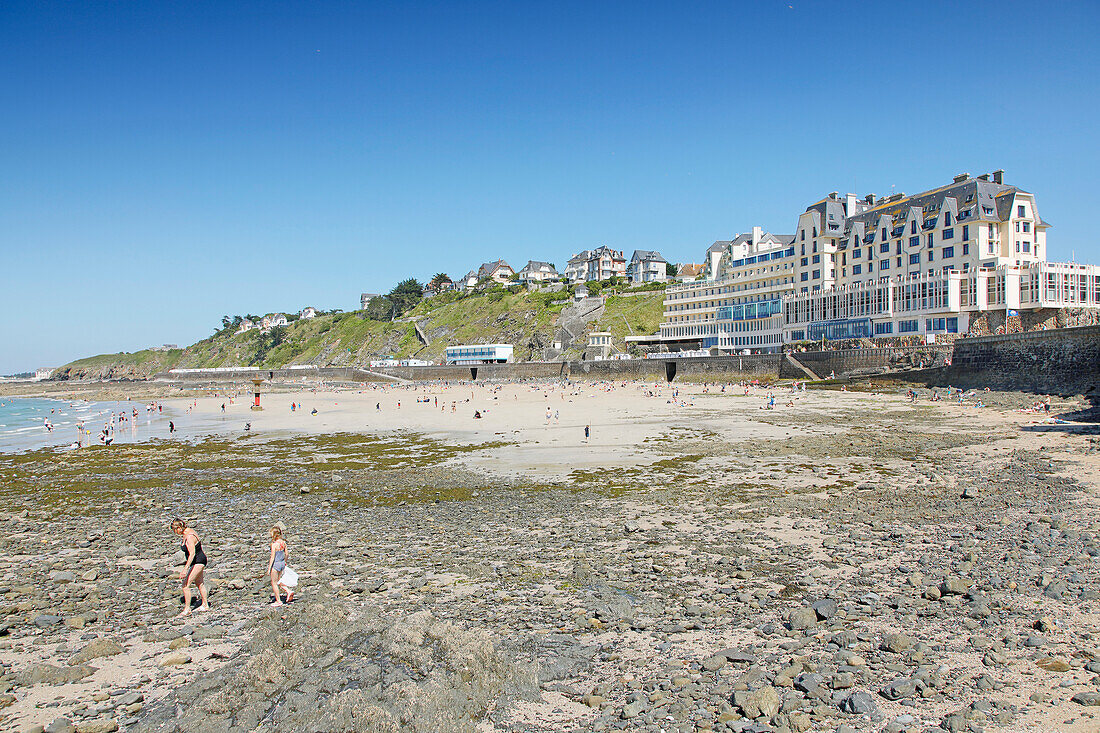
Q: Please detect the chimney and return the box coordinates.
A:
[992,169,1004,185]
[864,194,875,205]
[845,193,857,216]
[751,225,762,245]
[953,173,969,183]
[829,191,839,200]
[977,174,990,181]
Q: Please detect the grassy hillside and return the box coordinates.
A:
[55,287,667,380]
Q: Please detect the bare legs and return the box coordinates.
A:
[270,568,286,606]
[175,565,209,618]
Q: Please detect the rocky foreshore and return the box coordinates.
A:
[1,386,1099,732]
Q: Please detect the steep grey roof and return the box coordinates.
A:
[477,260,513,278]
[840,178,1022,236]
[630,249,667,263]
[520,260,558,274]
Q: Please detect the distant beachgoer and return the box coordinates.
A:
[267,527,292,606]
[221,403,225,413]
[310,408,317,415]
[244,422,251,431]
[584,425,590,441]
[171,519,209,617]
[169,421,175,433]
[545,406,552,424]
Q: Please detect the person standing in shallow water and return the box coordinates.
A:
[171,519,209,617]
[267,526,292,606]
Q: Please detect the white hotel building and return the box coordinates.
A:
[657,227,796,351]
[646,171,1100,353]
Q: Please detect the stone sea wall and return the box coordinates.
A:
[937,325,1100,398]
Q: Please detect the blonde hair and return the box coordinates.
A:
[171,518,186,531]
[270,526,283,541]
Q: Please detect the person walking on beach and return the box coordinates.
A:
[169,421,175,434]
[267,527,293,606]
[171,519,209,617]
[584,424,590,442]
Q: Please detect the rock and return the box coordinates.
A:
[1044,580,1069,599]
[74,721,118,733]
[620,700,646,719]
[81,569,98,582]
[1071,691,1100,706]
[19,664,96,686]
[1035,616,1058,633]
[787,606,817,630]
[717,648,756,664]
[192,626,226,642]
[45,719,75,733]
[20,725,45,733]
[299,486,311,494]
[840,691,878,716]
[961,486,978,498]
[113,546,139,559]
[881,633,915,654]
[831,672,855,689]
[582,694,605,708]
[702,655,727,672]
[811,598,837,620]
[33,614,63,628]
[880,677,917,700]
[734,685,780,719]
[49,571,75,584]
[70,638,123,666]
[940,575,969,595]
[1036,656,1071,672]
[793,673,822,693]
[157,651,191,667]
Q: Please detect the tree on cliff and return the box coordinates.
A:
[365,296,394,321]
[428,273,451,292]
[387,279,424,317]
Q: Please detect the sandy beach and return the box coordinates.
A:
[1,379,1098,732]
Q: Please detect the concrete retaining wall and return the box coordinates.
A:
[781,345,947,380]
[373,362,568,382]
[937,326,1100,398]
[158,367,390,383]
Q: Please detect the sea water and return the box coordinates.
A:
[0,397,174,453]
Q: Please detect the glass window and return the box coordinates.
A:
[909,253,920,265]
[853,264,862,275]
[943,246,954,258]
[943,228,954,240]
[962,225,969,241]
[1018,205,1025,217]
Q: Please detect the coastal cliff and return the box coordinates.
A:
[53,289,665,380]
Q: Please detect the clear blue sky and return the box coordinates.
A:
[2,1,1098,373]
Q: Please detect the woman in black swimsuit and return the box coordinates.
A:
[171,518,209,617]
